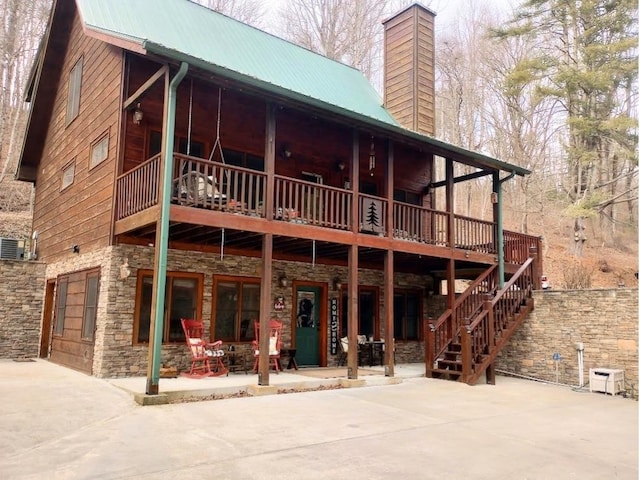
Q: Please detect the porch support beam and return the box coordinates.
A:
[350,129,359,234]
[347,244,359,379]
[427,170,491,190]
[384,140,394,377]
[446,159,455,248]
[258,233,274,385]
[384,250,394,376]
[123,64,169,111]
[146,62,188,396]
[264,103,276,220]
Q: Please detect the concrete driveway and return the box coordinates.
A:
[0,359,637,479]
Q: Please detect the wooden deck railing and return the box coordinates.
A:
[359,194,387,234]
[115,157,539,273]
[425,264,498,375]
[454,214,496,253]
[393,202,448,245]
[115,154,161,221]
[503,230,542,264]
[173,154,267,215]
[274,175,351,229]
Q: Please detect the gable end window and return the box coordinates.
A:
[66,57,83,124]
[90,131,109,169]
[61,161,75,190]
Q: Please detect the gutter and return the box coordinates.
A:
[146,61,189,395]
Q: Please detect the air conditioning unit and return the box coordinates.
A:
[0,238,24,260]
[589,368,624,395]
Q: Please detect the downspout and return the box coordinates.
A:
[146,62,189,395]
[496,171,516,288]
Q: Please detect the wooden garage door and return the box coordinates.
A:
[50,268,100,374]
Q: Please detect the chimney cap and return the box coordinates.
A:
[382,2,437,26]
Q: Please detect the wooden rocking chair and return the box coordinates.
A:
[252,319,282,374]
[181,318,228,378]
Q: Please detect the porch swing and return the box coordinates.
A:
[175,82,227,208]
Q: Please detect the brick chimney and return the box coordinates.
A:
[383,3,436,136]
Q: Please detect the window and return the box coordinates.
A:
[213,276,260,342]
[393,189,422,206]
[53,278,69,336]
[340,286,378,338]
[148,131,206,159]
[81,273,100,340]
[133,271,203,344]
[66,57,83,124]
[223,149,264,171]
[393,290,422,341]
[90,131,109,169]
[61,161,75,190]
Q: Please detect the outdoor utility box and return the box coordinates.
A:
[589,368,624,395]
[0,238,24,260]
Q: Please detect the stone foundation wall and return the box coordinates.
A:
[0,260,46,358]
[95,245,439,377]
[497,288,638,398]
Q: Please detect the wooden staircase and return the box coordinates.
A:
[425,257,536,385]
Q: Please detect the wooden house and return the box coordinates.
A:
[17,0,541,390]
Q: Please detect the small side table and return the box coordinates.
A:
[226,350,248,374]
[279,348,298,370]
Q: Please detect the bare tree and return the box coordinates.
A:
[0,0,51,220]
[193,0,265,27]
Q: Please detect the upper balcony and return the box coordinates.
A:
[114,153,540,268]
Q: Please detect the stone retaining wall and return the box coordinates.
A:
[497,288,638,398]
[0,260,46,359]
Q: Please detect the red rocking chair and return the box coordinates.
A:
[181,318,228,378]
[252,319,283,374]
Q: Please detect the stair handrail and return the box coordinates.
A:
[461,257,534,384]
[426,264,498,368]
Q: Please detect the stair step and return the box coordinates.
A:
[430,368,463,381]
[444,351,461,360]
[437,359,462,371]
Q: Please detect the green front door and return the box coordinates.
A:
[295,286,321,366]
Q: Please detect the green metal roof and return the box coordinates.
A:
[76,0,398,126]
[75,0,529,176]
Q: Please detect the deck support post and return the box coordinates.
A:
[384,250,394,376]
[384,141,394,376]
[258,233,273,385]
[347,244,359,379]
[146,62,188,395]
[495,171,515,288]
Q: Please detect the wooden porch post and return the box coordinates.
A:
[258,233,273,385]
[264,103,276,220]
[347,130,360,380]
[384,140,394,376]
[347,244,359,379]
[384,250,394,376]
[257,104,276,386]
[445,158,454,248]
[484,293,496,385]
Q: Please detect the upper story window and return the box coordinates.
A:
[90,131,109,169]
[66,57,83,125]
[61,161,75,190]
[393,189,422,206]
